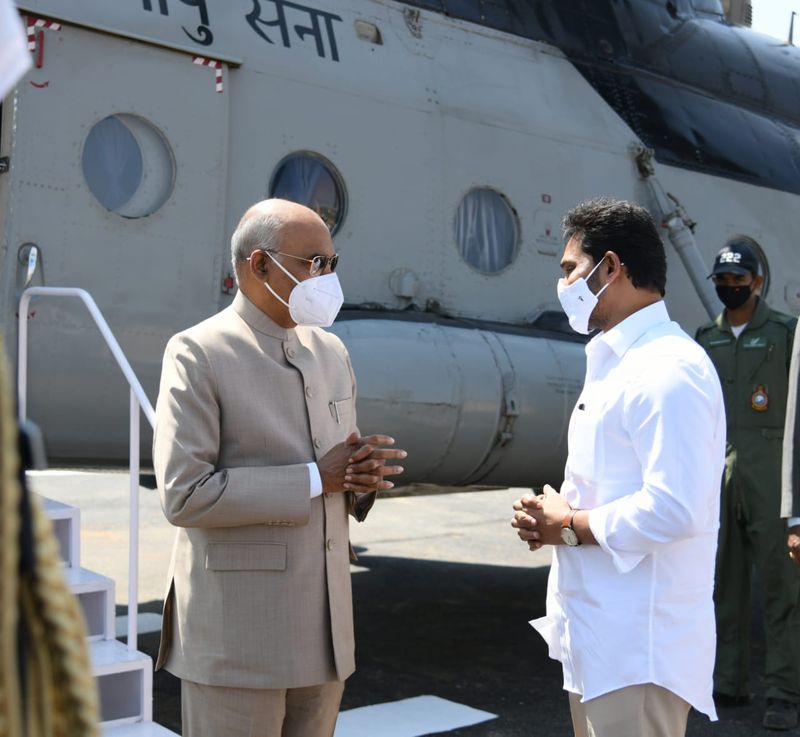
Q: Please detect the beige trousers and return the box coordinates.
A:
[569,684,690,737]
[181,679,345,737]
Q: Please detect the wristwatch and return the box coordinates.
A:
[560,509,581,547]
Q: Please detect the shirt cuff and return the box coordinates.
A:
[307,463,322,498]
[587,505,647,574]
[788,517,800,529]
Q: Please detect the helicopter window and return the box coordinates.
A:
[269,153,346,234]
[455,188,518,274]
[81,114,175,219]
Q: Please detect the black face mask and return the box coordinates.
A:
[715,284,752,310]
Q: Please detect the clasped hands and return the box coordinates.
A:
[511,484,572,550]
[319,432,407,494]
[789,525,800,567]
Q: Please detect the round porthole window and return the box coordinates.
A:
[82,114,175,218]
[455,188,518,274]
[270,153,346,234]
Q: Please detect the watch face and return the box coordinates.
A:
[560,527,580,547]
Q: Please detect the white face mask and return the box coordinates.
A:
[263,252,344,328]
[556,255,609,335]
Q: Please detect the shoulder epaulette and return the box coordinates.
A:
[694,322,716,337]
[768,309,797,332]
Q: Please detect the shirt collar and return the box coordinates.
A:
[232,290,292,340]
[593,300,670,359]
[713,310,731,334]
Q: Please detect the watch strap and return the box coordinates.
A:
[560,509,582,546]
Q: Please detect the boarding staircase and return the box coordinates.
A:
[18,287,179,736]
[41,496,175,736]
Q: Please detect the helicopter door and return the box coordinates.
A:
[2,21,229,460]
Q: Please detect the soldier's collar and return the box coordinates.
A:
[748,297,770,330]
[718,296,769,334]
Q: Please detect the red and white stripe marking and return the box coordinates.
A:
[27,16,61,52]
[192,56,223,93]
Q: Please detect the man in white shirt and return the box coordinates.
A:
[512,198,725,737]
[784,319,800,566]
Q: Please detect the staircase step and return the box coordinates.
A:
[90,640,153,725]
[40,496,80,567]
[35,484,171,733]
[65,567,115,641]
[103,722,180,736]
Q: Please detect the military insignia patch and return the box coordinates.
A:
[751,384,769,412]
[743,336,768,349]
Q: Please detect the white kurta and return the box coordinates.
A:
[532,301,725,720]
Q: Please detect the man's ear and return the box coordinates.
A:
[604,250,624,281]
[249,250,270,278]
[753,273,765,294]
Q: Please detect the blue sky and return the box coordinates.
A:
[751,0,800,41]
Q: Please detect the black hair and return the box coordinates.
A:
[562,198,667,296]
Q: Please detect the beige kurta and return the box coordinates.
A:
[153,291,374,689]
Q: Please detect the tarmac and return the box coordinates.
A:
[28,471,796,736]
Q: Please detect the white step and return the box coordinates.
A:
[65,567,115,641]
[41,496,80,567]
[103,722,180,736]
[35,487,173,734]
[90,640,153,726]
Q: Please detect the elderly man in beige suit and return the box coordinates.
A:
[153,199,406,737]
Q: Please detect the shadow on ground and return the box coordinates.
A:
[129,554,790,736]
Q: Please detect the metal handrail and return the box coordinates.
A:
[18,286,155,653]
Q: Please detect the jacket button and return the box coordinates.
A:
[286,346,295,358]
[305,385,314,398]
[314,438,322,448]
[326,538,334,551]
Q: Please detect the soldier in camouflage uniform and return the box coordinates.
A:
[696,240,799,731]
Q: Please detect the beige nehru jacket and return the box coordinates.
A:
[153,291,374,689]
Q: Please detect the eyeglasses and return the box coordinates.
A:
[277,251,339,276]
[249,249,340,276]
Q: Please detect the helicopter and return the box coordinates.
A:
[2,0,799,487]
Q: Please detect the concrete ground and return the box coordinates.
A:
[28,471,795,736]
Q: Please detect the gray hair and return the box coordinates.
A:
[230,209,284,283]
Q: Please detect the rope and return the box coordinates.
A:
[0,351,98,737]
